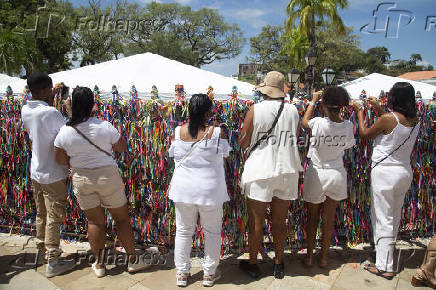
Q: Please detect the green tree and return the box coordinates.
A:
[410,53,422,65]
[285,0,348,88]
[285,0,348,50]
[249,25,290,71]
[0,0,75,76]
[315,23,366,75]
[0,29,26,75]
[73,0,128,66]
[282,29,309,70]
[125,2,244,67]
[365,55,385,73]
[367,46,391,64]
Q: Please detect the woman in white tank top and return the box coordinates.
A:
[239,71,303,279]
[352,82,420,280]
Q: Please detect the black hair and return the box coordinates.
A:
[188,94,213,138]
[27,72,52,95]
[322,86,350,112]
[67,87,94,126]
[388,82,417,119]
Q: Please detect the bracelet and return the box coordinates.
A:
[308,101,316,106]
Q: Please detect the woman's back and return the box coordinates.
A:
[241,100,303,185]
[168,126,231,206]
[55,117,119,169]
[372,112,419,167]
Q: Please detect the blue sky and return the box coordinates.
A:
[72,0,436,76]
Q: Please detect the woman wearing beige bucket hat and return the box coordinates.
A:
[239,71,303,279]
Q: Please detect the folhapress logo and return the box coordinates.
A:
[360,2,415,38]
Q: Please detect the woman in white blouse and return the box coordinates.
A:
[168,94,231,287]
[54,87,150,277]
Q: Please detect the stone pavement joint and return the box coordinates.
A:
[0,233,432,290]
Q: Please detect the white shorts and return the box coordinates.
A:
[302,163,347,204]
[244,173,299,203]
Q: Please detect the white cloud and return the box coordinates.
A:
[174,0,194,4]
[229,8,270,28]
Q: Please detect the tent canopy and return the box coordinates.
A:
[340,73,436,100]
[0,53,255,97]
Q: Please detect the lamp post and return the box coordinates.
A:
[322,68,336,87]
[288,68,300,99]
[305,48,317,97]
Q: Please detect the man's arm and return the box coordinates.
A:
[54,147,70,166]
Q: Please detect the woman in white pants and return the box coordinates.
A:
[168,94,231,287]
[352,82,420,280]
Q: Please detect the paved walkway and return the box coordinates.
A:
[0,234,432,290]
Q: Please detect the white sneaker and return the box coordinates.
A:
[203,269,222,287]
[45,258,75,278]
[92,261,106,278]
[176,272,190,287]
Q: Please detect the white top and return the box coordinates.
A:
[307,117,356,169]
[241,101,303,186]
[54,117,120,169]
[21,100,68,184]
[372,112,419,167]
[168,126,231,206]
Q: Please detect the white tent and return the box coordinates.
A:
[0,74,22,89]
[340,73,436,100]
[0,53,255,98]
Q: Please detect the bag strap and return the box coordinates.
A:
[245,100,285,158]
[71,126,113,157]
[174,126,212,169]
[371,121,419,169]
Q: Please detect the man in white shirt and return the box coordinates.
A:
[21,72,75,277]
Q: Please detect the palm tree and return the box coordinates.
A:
[281,29,309,70]
[285,0,348,55]
[410,53,422,65]
[0,29,25,75]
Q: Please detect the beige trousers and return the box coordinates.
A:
[32,179,68,261]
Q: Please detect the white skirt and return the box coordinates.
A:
[302,162,348,204]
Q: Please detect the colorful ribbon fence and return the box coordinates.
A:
[0,95,434,256]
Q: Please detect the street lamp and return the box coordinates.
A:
[288,68,300,99]
[322,68,336,87]
[288,68,300,84]
[305,48,318,67]
[305,48,318,97]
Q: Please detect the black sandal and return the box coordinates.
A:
[364,264,394,280]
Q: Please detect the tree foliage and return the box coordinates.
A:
[125,3,245,67]
[285,0,348,49]
[0,0,244,76]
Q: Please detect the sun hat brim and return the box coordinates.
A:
[255,82,286,99]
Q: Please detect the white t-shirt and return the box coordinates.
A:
[307,117,355,168]
[54,117,120,169]
[168,126,231,206]
[21,100,69,184]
